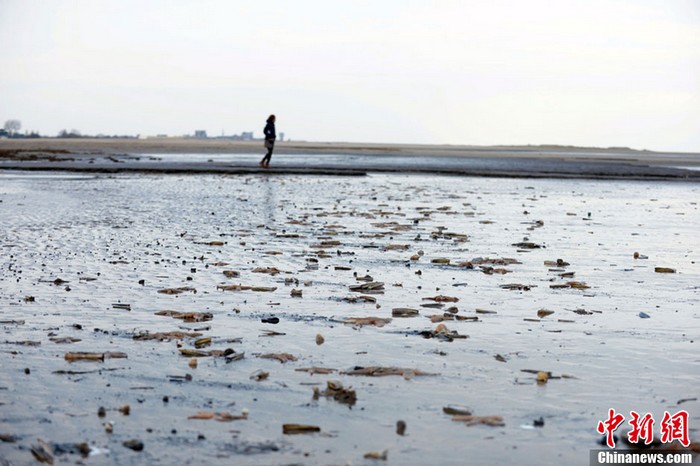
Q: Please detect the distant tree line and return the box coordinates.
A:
[1,119,39,138]
[57,128,141,139]
[57,129,83,138]
[1,119,137,139]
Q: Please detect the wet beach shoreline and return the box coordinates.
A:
[0,167,698,465]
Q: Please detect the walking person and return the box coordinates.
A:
[260,114,276,168]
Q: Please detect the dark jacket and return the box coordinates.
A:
[264,121,276,141]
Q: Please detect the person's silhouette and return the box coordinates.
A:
[260,114,276,168]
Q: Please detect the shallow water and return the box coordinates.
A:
[113,151,700,177]
[0,171,698,465]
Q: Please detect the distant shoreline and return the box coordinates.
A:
[1,138,699,181]
[2,137,699,157]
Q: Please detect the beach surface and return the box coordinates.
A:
[0,168,698,465]
[1,138,699,180]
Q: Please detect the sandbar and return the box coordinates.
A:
[1,138,699,180]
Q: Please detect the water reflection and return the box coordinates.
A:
[260,175,277,227]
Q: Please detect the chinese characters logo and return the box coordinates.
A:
[597,409,689,448]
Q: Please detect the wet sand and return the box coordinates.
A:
[1,138,699,180]
[0,170,698,465]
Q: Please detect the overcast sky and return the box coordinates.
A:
[1,0,699,151]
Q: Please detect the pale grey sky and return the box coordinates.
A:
[1,0,699,151]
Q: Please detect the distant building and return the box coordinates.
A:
[240,132,253,141]
[279,132,284,142]
[194,130,208,138]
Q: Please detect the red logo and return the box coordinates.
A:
[627,411,655,445]
[597,409,690,448]
[597,409,625,448]
[660,410,690,447]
